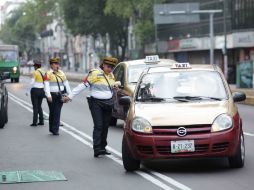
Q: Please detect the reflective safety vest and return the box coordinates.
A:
[44,70,67,94]
[32,68,45,88]
[85,69,115,99]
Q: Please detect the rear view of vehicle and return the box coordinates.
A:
[0,45,20,83]
[120,63,246,171]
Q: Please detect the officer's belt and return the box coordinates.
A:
[90,96,112,101]
[50,91,65,95]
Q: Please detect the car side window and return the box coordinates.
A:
[113,65,125,86]
[117,66,125,86]
[113,65,120,79]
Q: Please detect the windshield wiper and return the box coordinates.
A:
[173,96,222,101]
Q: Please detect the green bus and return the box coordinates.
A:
[0,45,20,83]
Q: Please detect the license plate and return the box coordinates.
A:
[171,140,195,153]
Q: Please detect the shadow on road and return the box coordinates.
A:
[142,158,233,173]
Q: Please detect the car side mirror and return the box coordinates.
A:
[233,92,246,102]
[119,96,131,106]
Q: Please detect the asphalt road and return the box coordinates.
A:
[1,76,254,190]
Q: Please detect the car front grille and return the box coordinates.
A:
[137,146,154,155]
[153,125,211,136]
[212,142,229,152]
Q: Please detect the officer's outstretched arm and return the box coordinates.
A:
[64,80,72,95]
[68,82,88,100]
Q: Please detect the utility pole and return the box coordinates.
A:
[223,0,228,79]
[169,9,222,65]
[154,0,158,54]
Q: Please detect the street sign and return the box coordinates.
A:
[154,3,200,24]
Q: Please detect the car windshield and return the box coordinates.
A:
[136,71,227,102]
[0,50,18,62]
[128,65,152,84]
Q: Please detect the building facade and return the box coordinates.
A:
[147,0,254,84]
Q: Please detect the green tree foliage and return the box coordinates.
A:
[0,6,36,50]
[0,0,57,51]
[105,0,165,46]
[61,0,129,60]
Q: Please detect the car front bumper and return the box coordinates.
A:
[124,123,241,160]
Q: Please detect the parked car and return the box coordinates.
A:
[0,72,9,128]
[111,56,177,125]
[119,62,246,171]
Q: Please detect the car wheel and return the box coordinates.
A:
[109,117,117,126]
[228,131,245,168]
[122,135,140,171]
[11,78,14,83]
[0,108,5,128]
[5,99,8,124]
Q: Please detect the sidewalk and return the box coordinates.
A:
[20,67,254,106]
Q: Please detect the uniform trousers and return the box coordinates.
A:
[30,88,45,124]
[47,92,63,134]
[88,97,112,151]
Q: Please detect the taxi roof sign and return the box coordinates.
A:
[171,62,191,69]
[145,55,160,63]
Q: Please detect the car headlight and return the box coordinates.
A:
[131,117,153,134]
[13,67,17,73]
[211,114,233,132]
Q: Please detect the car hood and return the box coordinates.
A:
[134,101,229,126]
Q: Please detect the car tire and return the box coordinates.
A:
[109,117,117,126]
[122,136,140,171]
[0,107,5,128]
[4,98,8,124]
[228,131,245,168]
[11,78,14,83]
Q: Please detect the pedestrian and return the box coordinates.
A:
[28,59,45,126]
[44,57,72,135]
[65,57,119,157]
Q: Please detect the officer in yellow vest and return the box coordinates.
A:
[44,57,72,135]
[66,57,118,157]
[30,59,45,126]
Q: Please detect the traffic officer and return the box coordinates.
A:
[44,57,72,135]
[29,59,45,126]
[65,57,118,157]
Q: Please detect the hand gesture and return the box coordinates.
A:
[47,97,53,103]
[63,96,70,103]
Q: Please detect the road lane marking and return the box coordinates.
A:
[244,132,254,137]
[9,92,193,190]
[9,95,178,190]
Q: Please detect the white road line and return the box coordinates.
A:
[244,132,254,137]
[9,92,191,190]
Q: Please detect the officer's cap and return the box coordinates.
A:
[33,59,42,66]
[49,57,60,64]
[102,57,118,66]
